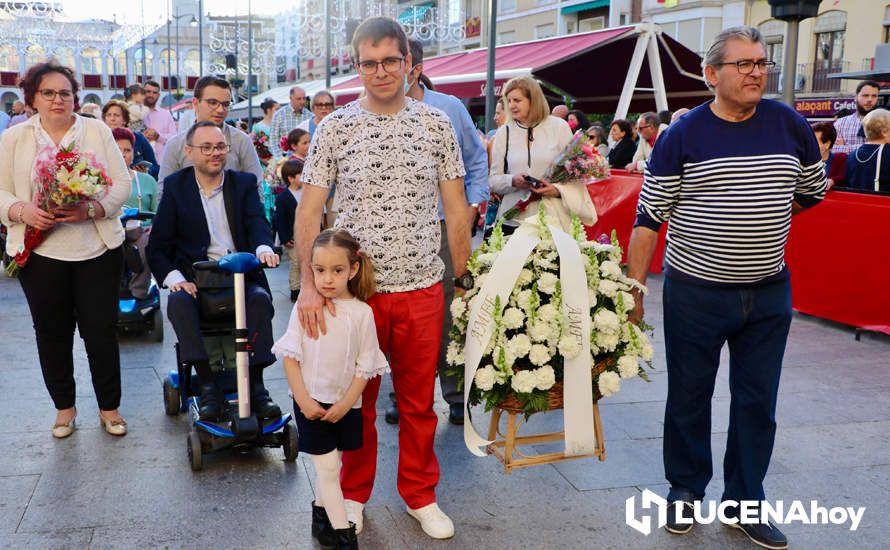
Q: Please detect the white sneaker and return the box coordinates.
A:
[406,502,455,539]
[344,499,364,534]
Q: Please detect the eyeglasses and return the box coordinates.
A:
[187,143,231,155]
[356,57,405,75]
[200,98,232,110]
[714,59,777,75]
[314,102,335,109]
[638,124,652,130]
[38,89,74,102]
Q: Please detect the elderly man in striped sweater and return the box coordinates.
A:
[626,27,828,550]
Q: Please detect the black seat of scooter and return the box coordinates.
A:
[199,317,235,336]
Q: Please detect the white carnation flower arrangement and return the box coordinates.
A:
[448,211,654,416]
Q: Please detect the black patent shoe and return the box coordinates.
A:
[312,501,335,546]
[198,383,223,421]
[251,385,282,419]
[334,522,358,549]
[664,499,695,535]
[728,519,788,549]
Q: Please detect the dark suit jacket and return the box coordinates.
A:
[274,189,297,244]
[134,131,160,179]
[147,167,273,289]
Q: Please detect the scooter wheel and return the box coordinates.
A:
[163,377,180,416]
[151,310,164,342]
[188,430,203,471]
[283,422,299,461]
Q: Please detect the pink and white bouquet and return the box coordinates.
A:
[6,143,113,275]
[545,131,611,184]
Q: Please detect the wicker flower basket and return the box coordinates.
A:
[487,359,611,473]
[495,359,611,414]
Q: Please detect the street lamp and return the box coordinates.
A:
[767,0,820,106]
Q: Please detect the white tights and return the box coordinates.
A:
[312,450,348,529]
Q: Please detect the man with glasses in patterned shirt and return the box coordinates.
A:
[296,16,470,541]
[158,76,263,197]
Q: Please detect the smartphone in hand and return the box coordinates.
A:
[523,175,544,189]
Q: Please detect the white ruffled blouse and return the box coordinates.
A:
[272,297,389,407]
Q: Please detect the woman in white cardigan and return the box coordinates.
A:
[0,63,132,438]
[488,76,597,233]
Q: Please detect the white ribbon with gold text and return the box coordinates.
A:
[463,223,541,456]
[548,224,595,455]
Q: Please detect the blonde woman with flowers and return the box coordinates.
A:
[488,76,597,233]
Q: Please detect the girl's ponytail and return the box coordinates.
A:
[350,252,377,302]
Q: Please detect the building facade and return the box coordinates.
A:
[0,2,132,111]
[748,0,888,106]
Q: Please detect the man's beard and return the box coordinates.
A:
[144,96,157,108]
[857,102,875,116]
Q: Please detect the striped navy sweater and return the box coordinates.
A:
[635,99,828,285]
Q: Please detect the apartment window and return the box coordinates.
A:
[500,0,516,13]
[535,23,555,39]
[499,30,517,44]
[579,16,605,32]
[813,11,847,93]
[676,19,701,52]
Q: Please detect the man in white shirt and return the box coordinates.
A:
[147,122,281,423]
[297,16,470,541]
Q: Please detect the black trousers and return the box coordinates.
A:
[18,248,124,411]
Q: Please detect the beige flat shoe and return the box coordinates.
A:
[52,408,77,439]
[52,417,76,439]
[99,413,128,436]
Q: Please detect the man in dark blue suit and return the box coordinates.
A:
[147,121,281,421]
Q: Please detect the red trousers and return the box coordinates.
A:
[340,283,443,509]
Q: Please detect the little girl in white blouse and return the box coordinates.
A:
[272,228,388,550]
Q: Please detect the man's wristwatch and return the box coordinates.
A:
[86,201,96,219]
[454,272,474,291]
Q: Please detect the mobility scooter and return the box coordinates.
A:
[161,251,297,470]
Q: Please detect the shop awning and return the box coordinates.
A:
[332,24,710,114]
[561,0,609,15]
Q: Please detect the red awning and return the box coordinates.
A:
[332,25,710,113]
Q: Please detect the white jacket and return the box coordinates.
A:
[0,115,131,257]
[488,116,597,231]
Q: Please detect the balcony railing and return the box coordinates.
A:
[764,61,853,95]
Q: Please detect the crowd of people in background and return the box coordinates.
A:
[0,18,888,550]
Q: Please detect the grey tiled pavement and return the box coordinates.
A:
[1,258,888,549]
